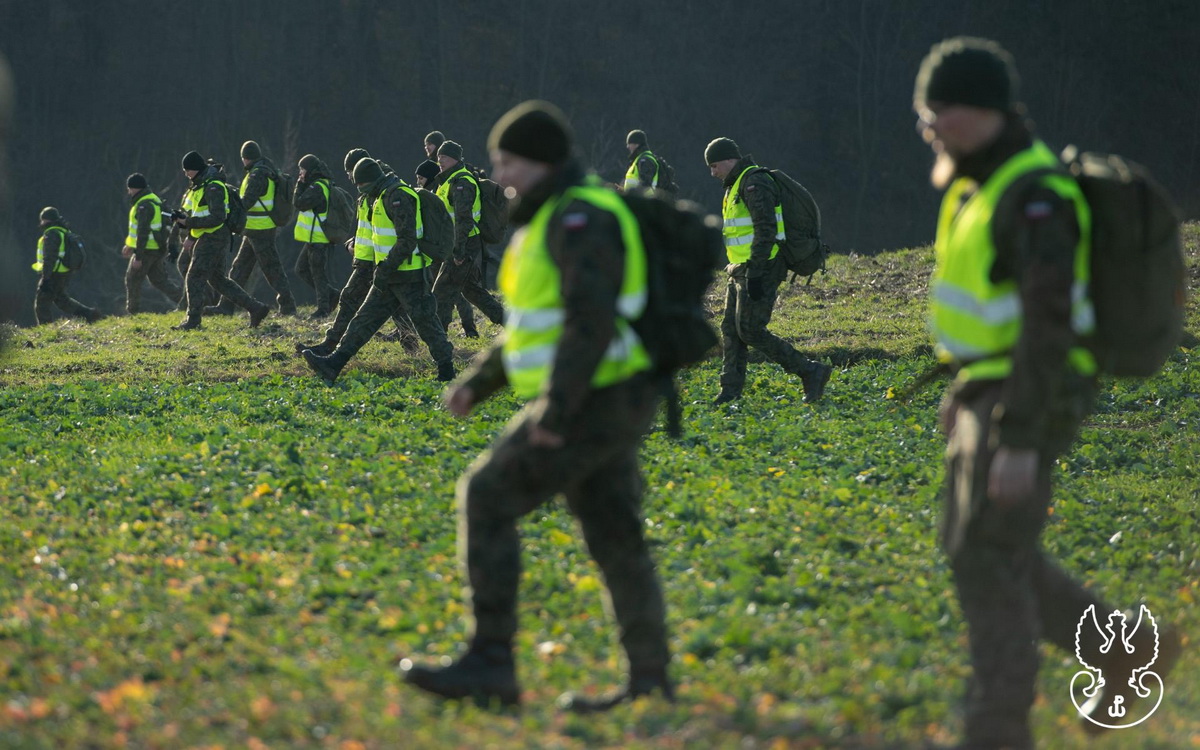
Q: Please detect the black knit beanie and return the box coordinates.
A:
[352,158,385,186]
[488,100,572,165]
[344,148,370,173]
[424,131,445,149]
[416,159,440,183]
[127,173,148,190]
[914,36,1019,112]
[39,206,61,223]
[181,151,206,172]
[704,137,741,164]
[626,129,647,147]
[437,140,464,162]
[240,140,262,160]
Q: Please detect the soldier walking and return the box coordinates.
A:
[301,157,455,382]
[172,151,270,330]
[914,37,1181,748]
[211,140,296,316]
[705,137,831,404]
[31,206,99,324]
[121,173,182,314]
[401,101,673,712]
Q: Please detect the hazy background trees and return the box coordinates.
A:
[1,0,1197,325]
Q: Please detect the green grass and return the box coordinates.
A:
[0,227,1197,749]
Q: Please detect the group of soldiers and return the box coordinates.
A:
[28,36,1183,748]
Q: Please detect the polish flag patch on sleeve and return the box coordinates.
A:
[1024,201,1053,220]
[562,212,588,231]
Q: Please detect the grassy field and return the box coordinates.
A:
[0,226,1197,749]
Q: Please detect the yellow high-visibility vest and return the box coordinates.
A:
[930,139,1096,382]
[498,185,650,398]
[721,166,783,264]
[125,192,163,250]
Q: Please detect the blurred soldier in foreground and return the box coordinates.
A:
[915,36,1181,748]
[402,101,673,712]
[705,137,831,404]
[172,150,269,330]
[32,206,99,324]
[121,173,182,314]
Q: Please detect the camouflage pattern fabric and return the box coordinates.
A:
[125,249,181,313]
[226,228,296,313]
[718,266,820,395]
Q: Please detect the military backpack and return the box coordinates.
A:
[318,182,356,244]
[619,189,725,435]
[59,229,87,270]
[1060,147,1184,377]
[268,170,295,227]
[754,168,828,282]
[648,152,678,193]
[413,187,454,261]
[220,180,248,235]
[475,176,511,244]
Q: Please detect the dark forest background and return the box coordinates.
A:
[1,0,1198,326]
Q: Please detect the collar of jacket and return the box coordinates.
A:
[370,174,401,201]
[952,113,1035,186]
[627,145,648,164]
[129,188,149,203]
[509,160,585,226]
[723,155,757,189]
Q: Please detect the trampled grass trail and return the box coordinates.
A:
[0,228,1197,748]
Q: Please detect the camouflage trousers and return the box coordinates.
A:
[433,238,505,331]
[295,242,339,312]
[324,259,417,347]
[125,249,182,314]
[176,239,218,308]
[942,380,1106,749]
[34,272,95,324]
[719,271,820,394]
[430,258,479,336]
[459,374,670,672]
[333,268,452,367]
[182,233,262,319]
[225,228,295,313]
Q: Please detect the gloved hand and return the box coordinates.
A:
[747,275,766,301]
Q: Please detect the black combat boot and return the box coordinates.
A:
[558,666,674,714]
[203,302,235,316]
[295,339,335,356]
[402,640,520,707]
[174,315,202,331]
[302,349,346,385]
[712,389,741,405]
[249,303,270,328]
[437,361,457,382]
[801,362,833,403]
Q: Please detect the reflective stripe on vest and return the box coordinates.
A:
[32,227,69,273]
[352,196,376,261]
[241,168,276,230]
[293,179,330,244]
[722,166,783,264]
[371,184,430,271]
[183,179,227,237]
[435,166,481,237]
[498,185,650,399]
[623,151,660,190]
[125,192,163,250]
[930,140,1096,382]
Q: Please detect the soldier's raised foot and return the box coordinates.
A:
[802,362,832,403]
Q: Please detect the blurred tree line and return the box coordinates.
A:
[0,0,1197,325]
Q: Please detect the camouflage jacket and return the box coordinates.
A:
[461,163,633,432]
[945,118,1090,451]
[183,165,228,231]
[373,177,419,278]
[443,166,479,259]
[723,156,781,279]
[129,188,158,255]
[241,157,277,215]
